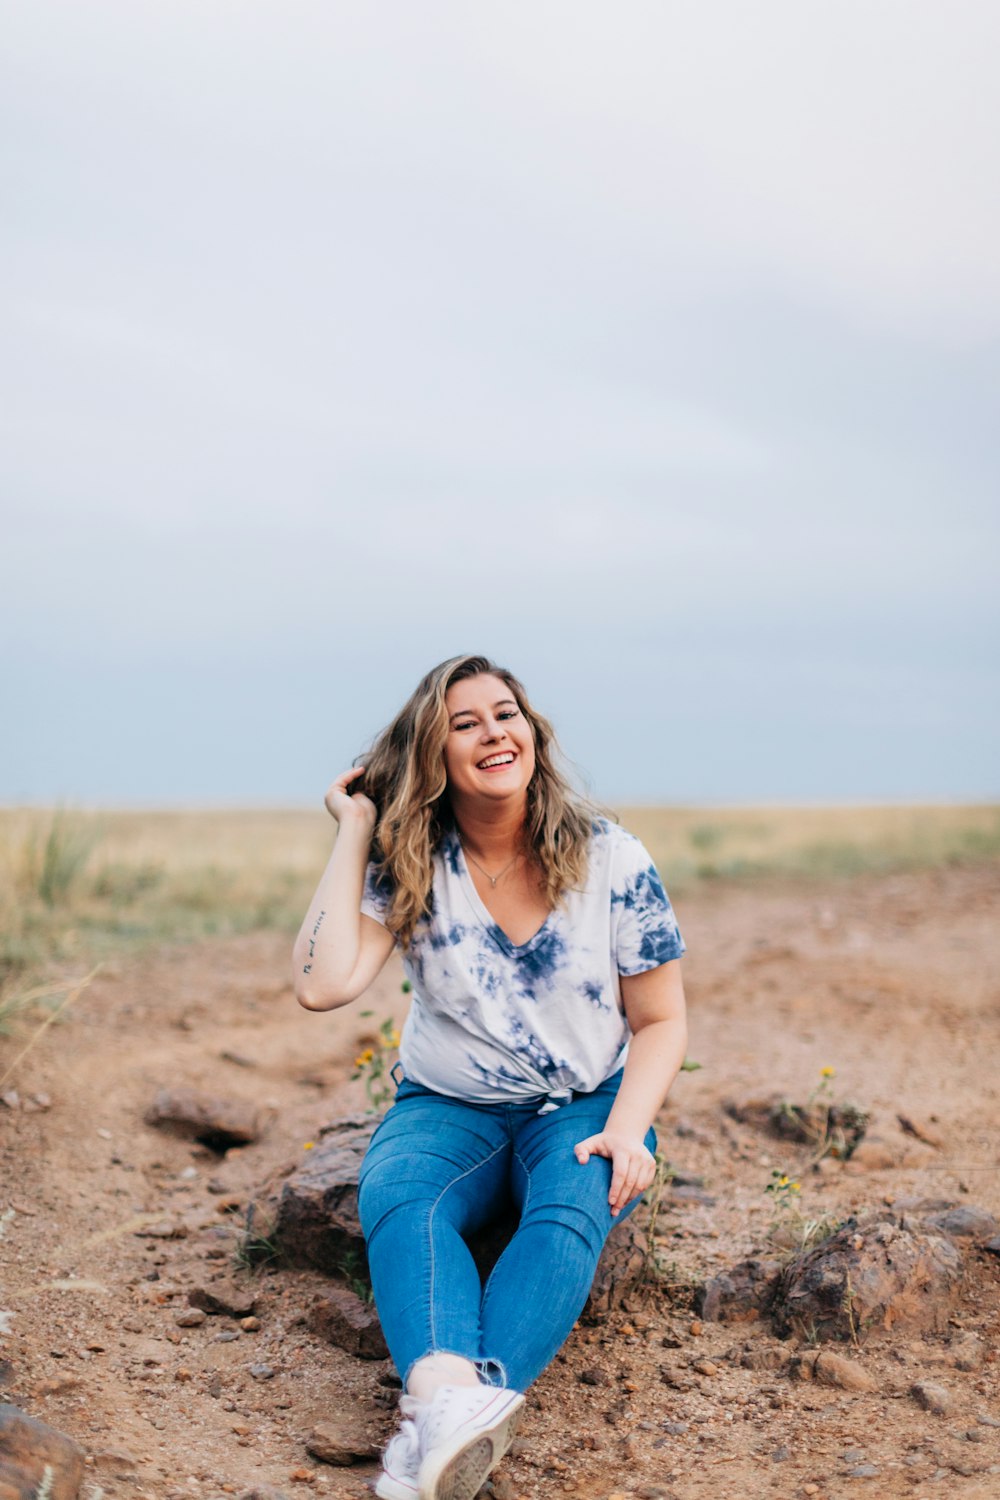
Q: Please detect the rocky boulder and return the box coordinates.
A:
[145,1088,266,1150]
[771,1212,962,1342]
[0,1404,85,1500]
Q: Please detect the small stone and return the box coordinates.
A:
[188,1280,257,1318]
[173,1308,207,1328]
[249,1363,275,1381]
[174,1368,193,1382]
[921,1205,999,1242]
[803,1487,819,1496]
[846,1464,880,1478]
[771,1445,790,1461]
[791,1351,877,1392]
[306,1287,387,1360]
[688,1320,703,1336]
[977,1414,1000,1428]
[911,1380,952,1415]
[897,1113,945,1149]
[305,1416,381,1466]
[214,1330,240,1343]
[661,1421,689,1435]
[578,1367,607,1386]
[692,1360,718,1377]
[240,1316,261,1332]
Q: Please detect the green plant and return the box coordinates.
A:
[336,1246,374,1305]
[352,1010,402,1111]
[24,812,100,908]
[764,1169,840,1255]
[232,1203,279,1273]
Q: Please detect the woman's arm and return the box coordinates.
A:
[573,959,688,1215]
[292,769,397,1010]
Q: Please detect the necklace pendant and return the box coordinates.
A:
[489,876,498,887]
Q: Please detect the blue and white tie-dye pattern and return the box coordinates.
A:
[360,818,685,1110]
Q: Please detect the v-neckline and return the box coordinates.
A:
[451,832,554,956]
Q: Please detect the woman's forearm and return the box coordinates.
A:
[603,1015,689,1139]
[292,819,374,1008]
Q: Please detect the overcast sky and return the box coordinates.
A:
[2,1,998,805]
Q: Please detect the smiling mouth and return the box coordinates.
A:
[477,752,516,770]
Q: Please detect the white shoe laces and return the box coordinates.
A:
[383,1397,423,1481]
[419,1384,498,1449]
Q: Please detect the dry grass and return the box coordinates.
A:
[1,802,997,1022]
[619,802,1000,891]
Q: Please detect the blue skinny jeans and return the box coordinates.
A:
[357,1070,655,1392]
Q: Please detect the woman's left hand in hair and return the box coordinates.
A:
[573,1129,657,1217]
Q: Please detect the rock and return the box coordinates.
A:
[305,1418,380,1466]
[897,1113,945,1149]
[846,1465,880,1478]
[696,1258,782,1324]
[983,1236,1000,1258]
[723,1096,869,1156]
[771,1212,962,1343]
[735,1340,789,1372]
[241,1316,261,1331]
[240,1490,291,1500]
[578,1368,608,1386]
[188,1280,257,1318]
[274,1115,650,1320]
[789,1351,877,1391]
[911,1380,952,1415]
[0,1403,86,1500]
[272,1118,373,1272]
[307,1288,389,1361]
[920,1206,999,1243]
[951,1335,985,1372]
[670,1186,716,1205]
[249,1364,275,1381]
[145,1089,266,1150]
[845,1138,901,1171]
[173,1308,207,1328]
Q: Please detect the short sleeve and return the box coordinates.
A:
[360,860,392,928]
[611,831,686,976]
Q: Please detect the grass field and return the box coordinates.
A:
[2,802,998,1022]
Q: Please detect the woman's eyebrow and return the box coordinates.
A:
[449,698,518,722]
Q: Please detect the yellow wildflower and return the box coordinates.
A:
[778,1175,789,1187]
[820,1066,835,1078]
[386,1029,401,1048]
[303,1141,315,1150]
[790,1181,801,1192]
[355,1049,375,1067]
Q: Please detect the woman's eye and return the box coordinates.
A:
[454,722,476,732]
[498,711,518,720]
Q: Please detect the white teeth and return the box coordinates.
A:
[478,753,515,769]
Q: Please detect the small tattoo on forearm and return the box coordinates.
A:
[303,910,326,973]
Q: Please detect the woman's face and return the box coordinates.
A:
[443,673,536,807]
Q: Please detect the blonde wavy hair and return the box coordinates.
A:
[359,654,596,948]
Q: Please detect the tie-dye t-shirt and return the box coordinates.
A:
[360,818,685,1110]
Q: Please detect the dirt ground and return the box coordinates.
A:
[1,860,999,1500]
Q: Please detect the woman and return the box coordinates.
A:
[293,654,687,1500]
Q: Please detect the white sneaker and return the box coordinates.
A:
[375,1395,423,1500]
[416,1383,524,1500]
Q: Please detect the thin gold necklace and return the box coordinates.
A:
[461,842,521,889]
